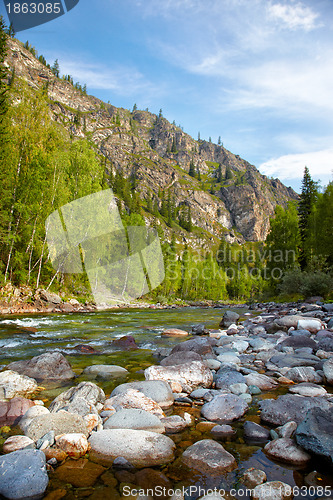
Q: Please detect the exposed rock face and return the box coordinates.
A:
[5,38,297,244]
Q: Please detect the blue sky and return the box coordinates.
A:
[1,0,333,192]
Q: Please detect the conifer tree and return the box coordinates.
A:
[217,164,222,183]
[189,160,196,177]
[298,167,318,269]
[171,137,177,153]
[51,59,60,77]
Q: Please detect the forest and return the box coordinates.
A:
[0,18,332,304]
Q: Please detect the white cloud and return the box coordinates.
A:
[267,2,319,31]
[260,149,333,181]
[58,59,160,97]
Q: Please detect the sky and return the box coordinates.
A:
[1,0,333,193]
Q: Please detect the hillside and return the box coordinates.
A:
[5,37,297,249]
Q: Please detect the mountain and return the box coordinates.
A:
[5,37,298,248]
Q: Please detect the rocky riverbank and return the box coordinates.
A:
[0,300,333,499]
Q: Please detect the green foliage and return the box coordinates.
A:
[188,160,196,178]
[279,269,331,298]
[298,166,319,269]
[225,166,233,180]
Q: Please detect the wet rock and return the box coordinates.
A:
[145,361,213,393]
[104,408,165,433]
[160,415,188,433]
[49,381,105,415]
[83,364,129,378]
[0,370,38,399]
[240,468,267,489]
[243,421,270,442]
[43,447,67,463]
[135,468,172,497]
[323,357,333,384]
[24,410,88,440]
[211,424,236,439]
[276,421,297,438]
[110,381,174,409]
[55,433,89,458]
[74,344,97,354]
[0,397,35,426]
[201,393,248,423]
[0,449,49,499]
[7,352,75,382]
[89,428,176,467]
[36,430,55,450]
[244,372,278,391]
[230,382,248,395]
[112,335,138,349]
[160,351,202,366]
[170,337,215,356]
[105,388,165,417]
[19,405,50,433]
[289,382,327,397]
[264,437,311,465]
[295,407,333,463]
[253,481,293,500]
[162,328,189,336]
[3,435,35,453]
[191,324,208,335]
[220,310,240,328]
[54,458,105,488]
[248,385,262,395]
[260,394,332,425]
[285,366,317,383]
[182,439,237,475]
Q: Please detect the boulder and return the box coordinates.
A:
[274,315,303,330]
[240,468,266,489]
[243,421,270,442]
[244,373,278,391]
[219,310,240,328]
[0,449,49,499]
[276,421,297,439]
[160,351,202,366]
[145,361,213,393]
[110,380,174,409]
[285,366,317,383]
[323,357,333,384]
[104,408,165,433]
[211,424,236,439]
[7,352,75,382]
[89,429,175,467]
[260,394,332,425]
[277,336,317,351]
[182,439,237,475]
[19,405,50,433]
[201,394,248,423]
[162,328,189,336]
[289,382,327,397]
[264,437,311,465]
[3,435,35,453]
[105,388,165,417]
[0,370,38,399]
[170,337,215,356]
[269,353,320,368]
[0,397,35,426]
[112,335,138,350]
[24,410,88,440]
[297,318,323,333]
[295,406,333,463]
[48,381,105,415]
[38,289,62,304]
[160,415,188,433]
[83,365,128,378]
[55,433,89,458]
[253,481,293,500]
[215,369,246,389]
[191,324,208,335]
[317,337,333,352]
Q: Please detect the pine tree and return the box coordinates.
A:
[217,164,222,183]
[171,137,177,153]
[225,166,233,180]
[196,167,201,181]
[298,167,319,269]
[218,136,221,145]
[198,131,200,141]
[189,160,196,178]
[132,103,137,112]
[51,59,60,77]
[159,108,163,118]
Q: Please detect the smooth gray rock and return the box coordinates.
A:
[276,421,297,438]
[48,381,105,415]
[170,337,215,356]
[295,407,333,463]
[290,329,312,337]
[211,424,236,439]
[201,393,248,423]
[260,394,332,425]
[215,369,246,389]
[323,357,333,384]
[220,310,240,328]
[0,449,48,499]
[145,361,213,393]
[160,351,202,366]
[289,382,327,397]
[110,380,174,408]
[182,439,237,474]
[24,410,88,440]
[89,429,175,467]
[269,353,320,368]
[160,415,188,433]
[277,336,317,351]
[244,373,278,391]
[243,421,270,442]
[264,438,311,465]
[0,371,38,400]
[103,408,165,433]
[7,352,75,382]
[274,315,303,330]
[317,337,333,352]
[285,366,317,383]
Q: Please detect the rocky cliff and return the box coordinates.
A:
[5,37,298,246]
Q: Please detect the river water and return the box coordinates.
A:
[0,307,332,499]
